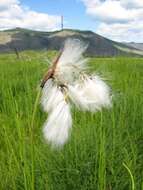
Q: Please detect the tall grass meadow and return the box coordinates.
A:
[0,51,143,189]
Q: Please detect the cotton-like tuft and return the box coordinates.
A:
[81,76,112,111]
[41,79,64,113]
[68,75,112,112]
[41,38,112,148]
[68,84,89,111]
[55,39,88,83]
[43,100,72,147]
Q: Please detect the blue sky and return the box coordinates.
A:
[20,0,98,31]
[0,0,143,42]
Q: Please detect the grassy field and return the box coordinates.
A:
[0,51,143,190]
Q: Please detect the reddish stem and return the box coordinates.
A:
[40,51,62,88]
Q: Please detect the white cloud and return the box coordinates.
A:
[96,22,143,42]
[120,0,143,9]
[0,0,61,31]
[81,0,143,42]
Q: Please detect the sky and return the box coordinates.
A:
[0,0,143,42]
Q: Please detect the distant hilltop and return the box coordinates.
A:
[0,28,143,57]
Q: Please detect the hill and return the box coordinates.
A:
[124,42,143,51]
[0,28,143,57]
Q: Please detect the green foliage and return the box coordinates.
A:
[0,51,143,190]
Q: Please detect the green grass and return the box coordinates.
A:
[0,51,143,190]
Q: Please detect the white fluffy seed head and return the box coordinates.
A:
[55,38,88,84]
[41,38,112,148]
[68,84,89,111]
[68,75,112,112]
[43,100,72,148]
[82,75,112,109]
[41,79,65,113]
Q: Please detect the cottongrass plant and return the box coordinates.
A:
[41,39,112,148]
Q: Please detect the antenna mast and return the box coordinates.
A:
[61,15,63,30]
